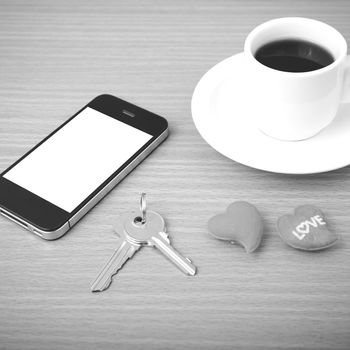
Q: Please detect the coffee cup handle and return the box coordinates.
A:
[341,55,350,103]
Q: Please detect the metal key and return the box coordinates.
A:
[91,217,172,292]
[123,210,197,276]
[91,194,196,292]
[91,220,141,292]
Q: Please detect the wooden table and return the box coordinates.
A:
[1,1,350,349]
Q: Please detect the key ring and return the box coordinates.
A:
[140,193,147,224]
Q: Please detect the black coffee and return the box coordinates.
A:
[254,39,334,73]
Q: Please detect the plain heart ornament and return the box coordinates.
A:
[277,205,337,251]
[208,201,264,253]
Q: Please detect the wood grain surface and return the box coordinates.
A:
[1,1,350,349]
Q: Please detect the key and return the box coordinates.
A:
[91,220,141,292]
[124,211,197,276]
[91,194,196,293]
[91,215,171,292]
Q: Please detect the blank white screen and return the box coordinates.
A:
[4,107,152,212]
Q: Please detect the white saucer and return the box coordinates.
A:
[191,53,350,174]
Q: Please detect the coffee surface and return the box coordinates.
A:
[254,39,334,73]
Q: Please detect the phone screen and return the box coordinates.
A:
[4,107,152,212]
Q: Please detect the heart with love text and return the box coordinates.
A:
[277,205,337,251]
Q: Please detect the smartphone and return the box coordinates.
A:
[0,94,168,240]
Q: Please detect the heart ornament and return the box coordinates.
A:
[277,205,337,251]
[208,201,264,253]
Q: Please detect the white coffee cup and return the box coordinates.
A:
[244,17,350,141]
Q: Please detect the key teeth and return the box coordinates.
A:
[91,243,140,293]
[91,253,133,293]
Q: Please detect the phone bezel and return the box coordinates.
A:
[0,94,168,233]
